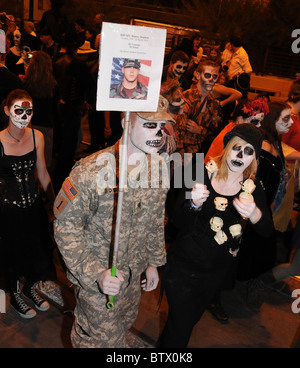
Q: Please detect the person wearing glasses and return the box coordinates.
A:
[0,89,56,319]
[174,60,242,161]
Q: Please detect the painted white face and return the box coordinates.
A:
[13,30,21,46]
[128,116,166,154]
[244,112,264,127]
[199,66,219,92]
[226,142,255,173]
[275,108,293,134]
[9,99,33,129]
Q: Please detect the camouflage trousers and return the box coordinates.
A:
[71,274,141,348]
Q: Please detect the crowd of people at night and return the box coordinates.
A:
[0,0,300,348]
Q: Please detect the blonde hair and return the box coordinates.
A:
[213,136,257,181]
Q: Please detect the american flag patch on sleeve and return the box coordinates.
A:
[62,178,78,200]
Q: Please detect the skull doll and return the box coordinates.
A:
[239,178,256,201]
[229,224,242,238]
[210,216,224,232]
[214,230,228,245]
[214,197,228,211]
[205,159,218,173]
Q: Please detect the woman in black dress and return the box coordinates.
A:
[159,124,274,347]
[0,89,56,318]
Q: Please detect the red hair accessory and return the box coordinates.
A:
[242,97,269,117]
[22,101,31,108]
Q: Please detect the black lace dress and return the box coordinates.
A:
[0,130,55,290]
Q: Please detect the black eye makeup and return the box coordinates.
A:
[244,146,254,155]
[14,108,33,116]
[143,122,165,129]
[232,144,254,155]
[203,73,218,80]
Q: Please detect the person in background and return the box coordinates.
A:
[227,36,252,86]
[5,28,25,76]
[175,59,241,159]
[162,50,191,91]
[22,50,59,170]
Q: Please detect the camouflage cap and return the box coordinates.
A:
[136,95,176,124]
[123,58,141,68]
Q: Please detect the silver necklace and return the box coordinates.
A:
[7,129,24,142]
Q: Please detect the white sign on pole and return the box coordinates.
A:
[96,22,166,112]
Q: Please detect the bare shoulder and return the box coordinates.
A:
[33,129,44,142]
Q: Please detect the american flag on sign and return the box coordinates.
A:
[62,178,78,200]
[110,58,152,89]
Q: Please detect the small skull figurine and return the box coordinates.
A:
[214,230,228,245]
[205,160,218,173]
[210,216,223,232]
[242,178,256,194]
[214,197,228,211]
[239,178,256,202]
[229,224,242,238]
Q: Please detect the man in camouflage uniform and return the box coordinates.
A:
[110,58,148,99]
[54,96,174,348]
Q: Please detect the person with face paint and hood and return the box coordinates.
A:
[0,89,56,319]
[158,123,273,348]
[53,96,173,348]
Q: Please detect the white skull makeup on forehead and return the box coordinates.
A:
[128,115,166,154]
[9,100,33,129]
[244,112,264,127]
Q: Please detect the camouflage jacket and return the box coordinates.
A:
[110,81,148,99]
[54,143,168,292]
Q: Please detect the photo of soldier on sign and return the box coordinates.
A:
[109,57,151,100]
[97,22,166,112]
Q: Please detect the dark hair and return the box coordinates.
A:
[23,51,57,98]
[229,36,242,48]
[288,80,300,103]
[232,99,251,119]
[261,101,290,143]
[75,18,85,29]
[170,50,189,64]
[5,89,32,109]
[196,59,220,73]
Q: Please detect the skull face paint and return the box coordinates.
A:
[275,108,293,134]
[244,112,264,127]
[170,61,188,80]
[128,115,166,154]
[226,143,255,173]
[199,66,219,92]
[9,100,33,129]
